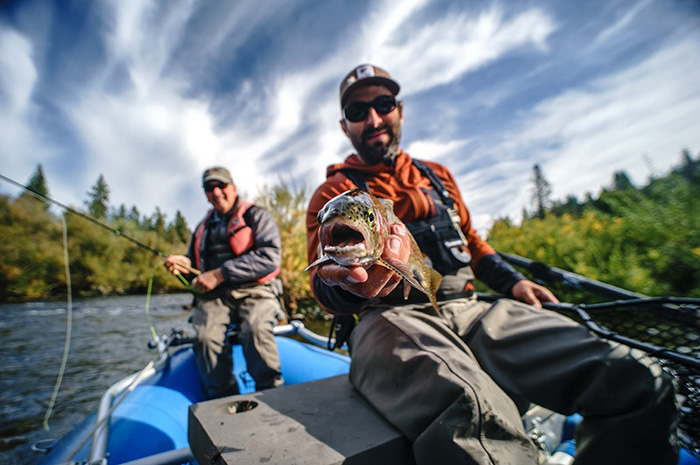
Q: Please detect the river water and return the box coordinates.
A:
[0,293,194,465]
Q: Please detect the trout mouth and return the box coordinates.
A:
[320,220,371,265]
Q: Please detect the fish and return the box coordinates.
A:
[305,189,443,313]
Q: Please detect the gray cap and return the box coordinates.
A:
[339,64,400,108]
[202,166,233,186]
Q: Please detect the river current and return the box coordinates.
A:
[0,293,194,465]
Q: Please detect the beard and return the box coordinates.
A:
[350,122,402,166]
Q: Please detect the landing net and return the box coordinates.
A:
[555,298,700,458]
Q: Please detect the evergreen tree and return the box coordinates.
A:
[149,207,166,235]
[169,210,191,244]
[551,195,583,217]
[531,163,552,219]
[112,204,128,221]
[25,164,49,197]
[85,175,110,219]
[679,148,698,181]
[521,207,530,222]
[613,171,634,190]
[128,206,141,224]
[21,164,50,210]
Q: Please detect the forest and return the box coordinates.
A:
[1,149,698,315]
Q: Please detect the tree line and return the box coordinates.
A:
[0,166,192,300]
[487,149,700,301]
[2,150,698,312]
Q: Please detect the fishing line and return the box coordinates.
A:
[0,172,202,275]
[0,172,165,257]
[144,264,161,345]
[2,171,202,431]
[42,214,73,432]
[66,359,157,461]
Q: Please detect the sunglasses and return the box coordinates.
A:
[203,181,228,192]
[343,95,397,123]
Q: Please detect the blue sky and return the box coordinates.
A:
[1,0,699,235]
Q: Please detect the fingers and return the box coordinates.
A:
[317,264,368,287]
[511,280,559,308]
[315,222,410,299]
[191,269,223,292]
[534,285,559,304]
[522,288,542,308]
[164,255,192,276]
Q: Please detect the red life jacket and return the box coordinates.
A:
[192,200,280,284]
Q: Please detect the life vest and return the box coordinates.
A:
[192,200,280,284]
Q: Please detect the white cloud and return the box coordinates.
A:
[406,138,471,161]
[376,6,556,95]
[2,0,698,238]
[461,38,700,230]
[0,28,37,112]
[0,28,46,184]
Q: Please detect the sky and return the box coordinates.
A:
[1,0,699,236]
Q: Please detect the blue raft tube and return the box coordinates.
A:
[34,320,700,465]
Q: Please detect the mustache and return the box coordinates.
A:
[362,124,393,142]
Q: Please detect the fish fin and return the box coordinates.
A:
[380,258,428,295]
[428,267,443,316]
[402,279,411,300]
[304,255,333,272]
[378,197,394,210]
[429,267,443,294]
[381,258,444,316]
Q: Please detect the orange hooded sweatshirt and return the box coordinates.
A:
[306,151,523,314]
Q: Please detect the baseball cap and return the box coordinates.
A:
[202,167,233,186]
[339,64,400,108]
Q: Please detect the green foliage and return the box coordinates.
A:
[0,195,64,299]
[254,179,315,315]
[489,150,700,301]
[5,152,698,313]
[0,177,192,301]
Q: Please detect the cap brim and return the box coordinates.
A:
[341,77,400,107]
[203,175,230,184]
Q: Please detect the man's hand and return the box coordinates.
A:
[316,223,411,299]
[511,280,559,308]
[164,255,193,276]
[192,268,225,293]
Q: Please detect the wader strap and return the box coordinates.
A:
[411,159,454,208]
[340,169,370,192]
[327,314,356,351]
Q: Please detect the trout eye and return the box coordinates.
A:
[367,210,375,223]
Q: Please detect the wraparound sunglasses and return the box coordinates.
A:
[343,96,398,122]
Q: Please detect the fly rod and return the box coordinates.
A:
[0,172,200,275]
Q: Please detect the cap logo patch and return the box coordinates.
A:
[355,65,376,79]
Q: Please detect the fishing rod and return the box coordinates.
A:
[0,172,200,275]
[498,251,646,300]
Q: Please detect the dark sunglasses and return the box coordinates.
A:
[203,181,228,192]
[343,95,397,123]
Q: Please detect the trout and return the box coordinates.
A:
[306,189,443,313]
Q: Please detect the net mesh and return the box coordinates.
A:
[556,298,700,458]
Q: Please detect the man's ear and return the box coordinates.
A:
[339,119,350,138]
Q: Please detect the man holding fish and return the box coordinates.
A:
[306,65,678,464]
